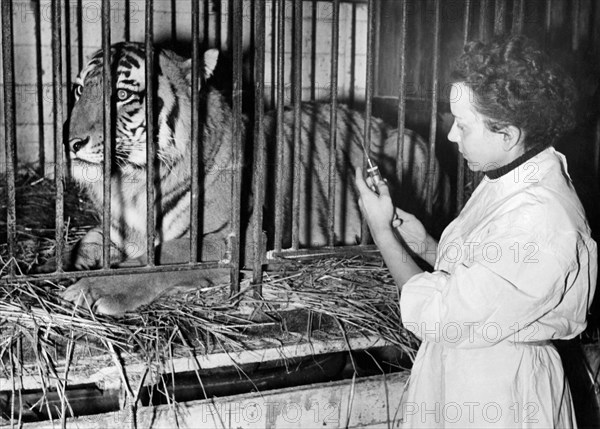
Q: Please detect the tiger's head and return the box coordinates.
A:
[68,42,219,181]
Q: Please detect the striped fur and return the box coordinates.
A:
[262,103,445,248]
[68,42,232,268]
[64,43,446,314]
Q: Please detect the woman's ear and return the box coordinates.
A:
[500,125,523,151]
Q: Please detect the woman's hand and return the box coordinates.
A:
[354,167,395,241]
[354,167,424,284]
[392,207,438,265]
[392,207,427,247]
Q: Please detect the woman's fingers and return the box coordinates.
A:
[354,167,371,195]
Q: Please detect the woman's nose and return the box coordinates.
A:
[447,121,459,143]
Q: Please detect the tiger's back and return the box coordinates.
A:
[263,102,444,248]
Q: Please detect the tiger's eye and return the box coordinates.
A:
[73,84,83,98]
[116,89,129,101]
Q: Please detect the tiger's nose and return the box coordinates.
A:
[70,136,90,154]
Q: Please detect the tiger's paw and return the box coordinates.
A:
[60,269,230,316]
[72,229,105,270]
[60,277,153,316]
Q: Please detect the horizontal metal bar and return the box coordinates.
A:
[269,244,381,261]
[3,262,234,284]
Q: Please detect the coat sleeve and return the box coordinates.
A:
[399,225,591,348]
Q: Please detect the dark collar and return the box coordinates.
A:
[484,144,548,179]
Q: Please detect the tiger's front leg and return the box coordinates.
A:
[72,227,127,269]
[61,237,230,316]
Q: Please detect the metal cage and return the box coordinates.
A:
[2,0,599,293]
[1,0,600,426]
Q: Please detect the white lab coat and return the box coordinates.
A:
[399,147,597,428]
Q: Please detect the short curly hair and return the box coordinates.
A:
[451,34,577,149]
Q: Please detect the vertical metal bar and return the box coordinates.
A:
[171,0,177,42]
[52,0,65,273]
[291,0,303,250]
[230,0,244,293]
[77,0,83,71]
[545,0,553,36]
[34,0,45,173]
[270,0,277,108]
[310,0,318,101]
[64,1,73,113]
[190,0,200,263]
[479,0,489,41]
[372,0,381,95]
[252,0,267,290]
[215,0,222,49]
[425,0,441,216]
[512,0,524,34]
[395,0,408,198]
[204,0,211,44]
[1,0,17,277]
[124,0,131,41]
[102,1,112,269]
[145,0,156,267]
[572,0,581,51]
[494,0,506,36]
[456,0,471,213]
[273,0,285,253]
[327,0,340,248]
[595,120,600,179]
[360,0,376,245]
[349,3,357,107]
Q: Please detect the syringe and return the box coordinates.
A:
[359,138,383,192]
[366,157,383,189]
[359,141,405,231]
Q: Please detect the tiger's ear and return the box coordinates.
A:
[183,49,219,84]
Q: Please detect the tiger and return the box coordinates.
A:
[61,42,448,315]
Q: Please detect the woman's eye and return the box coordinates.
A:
[116,89,131,101]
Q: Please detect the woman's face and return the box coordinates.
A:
[448,82,515,172]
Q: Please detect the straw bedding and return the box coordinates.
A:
[0,170,417,423]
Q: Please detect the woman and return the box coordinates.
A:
[355,35,597,428]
